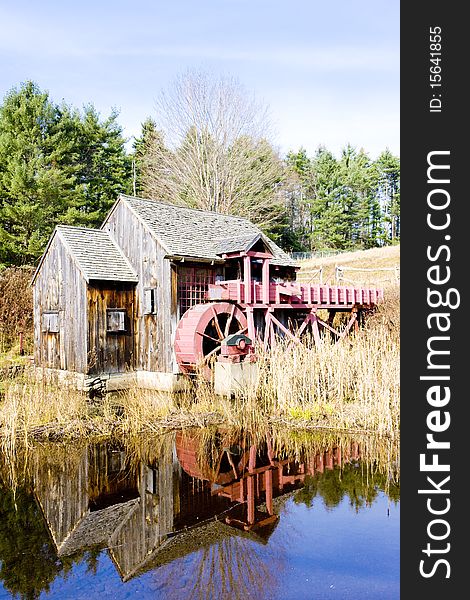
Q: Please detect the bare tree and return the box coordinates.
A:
[141,71,285,228]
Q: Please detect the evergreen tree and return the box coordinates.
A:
[64,105,132,227]
[374,149,400,243]
[309,147,344,249]
[0,82,132,265]
[0,82,76,265]
[338,146,380,249]
[133,117,162,196]
[284,144,400,251]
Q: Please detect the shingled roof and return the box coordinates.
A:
[32,225,138,284]
[113,195,296,267]
[212,232,266,255]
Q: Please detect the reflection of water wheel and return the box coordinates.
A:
[174,302,248,379]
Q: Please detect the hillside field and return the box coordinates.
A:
[296,245,400,288]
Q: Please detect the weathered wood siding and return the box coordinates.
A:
[33,235,87,371]
[109,437,177,580]
[87,282,135,374]
[103,201,174,373]
[87,443,139,509]
[33,446,89,551]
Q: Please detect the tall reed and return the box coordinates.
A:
[250,288,399,435]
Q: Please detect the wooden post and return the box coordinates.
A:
[354,308,361,333]
[262,258,270,304]
[311,311,321,345]
[243,255,252,304]
[265,468,273,515]
[247,475,255,525]
[335,446,342,467]
[278,465,284,491]
[239,477,245,502]
[249,445,257,472]
[325,450,333,470]
[264,311,271,349]
[246,307,256,343]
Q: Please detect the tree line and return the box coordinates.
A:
[0,77,399,267]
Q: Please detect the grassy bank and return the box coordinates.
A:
[0,286,399,446]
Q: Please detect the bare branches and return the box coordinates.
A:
[139,71,284,229]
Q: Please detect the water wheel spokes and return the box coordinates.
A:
[174,302,248,379]
[224,304,236,338]
[210,305,225,340]
[197,331,221,344]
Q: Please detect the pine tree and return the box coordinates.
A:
[309,147,344,249]
[338,146,379,248]
[0,82,133,265]
[374,149,400,243]
[64,105,132,227]
[0,82,76,265]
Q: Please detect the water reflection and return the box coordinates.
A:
[0,429,399,599]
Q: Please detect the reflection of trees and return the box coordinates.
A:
[0,485,73,599]
[294,463,400,511]
[153,528,285,600]
[0,482,112,599]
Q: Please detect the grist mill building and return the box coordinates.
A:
[32,194,297,390]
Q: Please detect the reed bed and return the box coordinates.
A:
[254,326,399,435]
[255,287,399,435]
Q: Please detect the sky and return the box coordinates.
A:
[0,0,399,160]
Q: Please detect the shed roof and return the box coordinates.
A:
[32,226,138,284]
[112,195,296,267]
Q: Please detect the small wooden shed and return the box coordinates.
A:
[32,194,297,390]
[32,225,139,383]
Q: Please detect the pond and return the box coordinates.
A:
[0,428,399,599]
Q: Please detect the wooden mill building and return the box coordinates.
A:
[32,194,297,390]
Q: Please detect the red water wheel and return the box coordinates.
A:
[174,302,248,379]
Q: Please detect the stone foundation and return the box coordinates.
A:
[213,361,259,397]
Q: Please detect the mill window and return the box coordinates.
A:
[42,311,59,333]
[143,288,158,315]
[178,266,216,316]
[106,309,127,333]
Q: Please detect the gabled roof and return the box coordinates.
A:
[107,195,296,267]
[212,232,269,256]
[57,499,139,557]
[118,517,276,582]
[32,225,138,284]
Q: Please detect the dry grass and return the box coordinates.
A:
[1,246,400,443]
[0,378,97,451]
[0,290,399,446]
[297,244,400,286]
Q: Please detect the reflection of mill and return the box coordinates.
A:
[32,434,361,582]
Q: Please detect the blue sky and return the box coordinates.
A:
[0,0,399,159]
